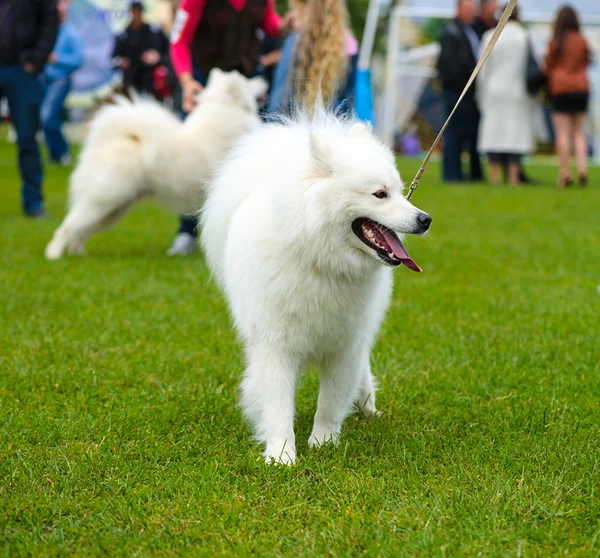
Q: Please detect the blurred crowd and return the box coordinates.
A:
[437,0,592,188]
[0,0,593,231]
[1,0,358,254]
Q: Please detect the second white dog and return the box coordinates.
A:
[201,110,432,464]
[45,69,266,260]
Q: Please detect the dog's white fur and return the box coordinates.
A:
[201,110,430,464]
[45,69,266,259]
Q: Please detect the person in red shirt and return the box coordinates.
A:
[166,0,291,255]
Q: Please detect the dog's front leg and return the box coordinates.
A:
[309,347,366,447]
[240,345,299,465]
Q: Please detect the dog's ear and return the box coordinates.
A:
[227,78,253,111]
[348,122,371,138]
[309,131,333,179]
[249,76,268,100]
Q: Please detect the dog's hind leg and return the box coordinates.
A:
[309,348,366,448]
[67,202,132,256]
[358,359,378,418]
[240,345,299,465]
[45,199,131,259]
[45,218,72,260]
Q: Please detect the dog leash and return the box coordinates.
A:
[406,0,519,202]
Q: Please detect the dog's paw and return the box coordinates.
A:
[308,425,340,448]
[358,386,378,418]
[264,442,296,466]
[360,398,379,419]
[45,242,63,260]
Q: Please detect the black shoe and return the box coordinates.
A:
[25,208,48,219]
[579,175,588,188]
[520,174,539,185]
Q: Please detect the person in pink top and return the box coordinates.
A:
[166,0,292,255]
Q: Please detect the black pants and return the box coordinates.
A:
[442,90,483,182]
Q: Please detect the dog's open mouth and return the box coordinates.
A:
[352,218,422,272]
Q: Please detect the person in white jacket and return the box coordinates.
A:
[477,5,535,186]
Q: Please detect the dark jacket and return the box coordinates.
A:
[2,0,59,73]
[472,15,496,40]
[437,19,477,93]
[113,22,169,95]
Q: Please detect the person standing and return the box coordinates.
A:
[267,0,358,116]
[545,5,591,188]
[167,0,290,256]
[40,0,84,166]
[473,0,539,185]
[472,0,497,40]
[437,0,483,183]
[477,6,535,186]
[258,33,283,118]
[113,1,170,97]
[0,0,59,218]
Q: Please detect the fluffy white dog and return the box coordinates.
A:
[45,69,266,260]
[201,111,432,464]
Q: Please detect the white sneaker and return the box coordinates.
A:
[166,232,197,256]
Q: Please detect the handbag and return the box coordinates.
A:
[526,36,545,95]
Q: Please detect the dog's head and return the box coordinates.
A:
[202,68,268,113]
[303,121,431,273]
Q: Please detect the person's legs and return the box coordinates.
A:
[468,97,483,181]
[507,160,520,186]
[572,113,588,182]
[0,66,44,215]
[551,112,572,186]
[442,91,463,182]
[489,163,501,185]
[487,153,502,185]
[40,77,72,162]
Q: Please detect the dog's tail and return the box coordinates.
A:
[84,96,181,152]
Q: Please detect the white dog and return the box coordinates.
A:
[45,69,266,260]
[201,110,432,464]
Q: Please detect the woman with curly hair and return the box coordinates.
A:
[268,0,357,115]
[545,5,591,188]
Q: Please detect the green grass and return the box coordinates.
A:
[1,139,599,556]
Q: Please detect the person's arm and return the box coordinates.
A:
[170,0,205,79]
[55,28,85,75]
[170,0,206,112]
[544,39,557,74]
[437,27,462,85]
[157,29,171,68]
[261,0,283,37]
[26,0,59,73]
[584,38,592,67]
[112,32,130,70]
[267,33,297,115]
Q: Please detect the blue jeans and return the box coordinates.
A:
[0,65,44,214]
[41,77,71,161]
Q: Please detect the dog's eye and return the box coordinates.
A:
[373,190,387,199]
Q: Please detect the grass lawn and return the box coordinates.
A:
[1,139,599,556]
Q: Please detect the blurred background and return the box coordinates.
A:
[1,0,598,163]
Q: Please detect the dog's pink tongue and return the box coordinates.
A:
[382,230,422,272]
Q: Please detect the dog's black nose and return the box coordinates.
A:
[417,212,432,230]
